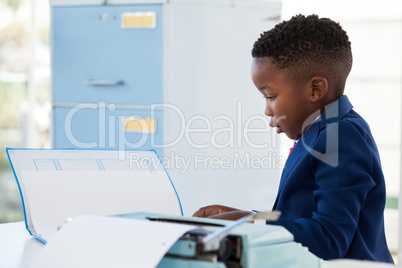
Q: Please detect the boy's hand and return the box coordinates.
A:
[193,204,239,217]
[192,205,253,220]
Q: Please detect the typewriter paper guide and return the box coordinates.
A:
[7,149,182,242]
[32,215,199,268]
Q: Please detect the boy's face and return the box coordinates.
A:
[251,59,315,140]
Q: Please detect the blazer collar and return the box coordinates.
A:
[316,95,353,131]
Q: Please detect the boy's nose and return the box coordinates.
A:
[265,106,273,117]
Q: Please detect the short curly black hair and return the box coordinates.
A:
[252,14,352,91]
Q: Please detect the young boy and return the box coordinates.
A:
[193,14,393,263]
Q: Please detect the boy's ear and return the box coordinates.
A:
[309,76,328,102]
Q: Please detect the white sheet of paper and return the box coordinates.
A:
[7,149,182,242]
[32,215,198,268]
[22,170,181,241]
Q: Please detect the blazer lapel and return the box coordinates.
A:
[272,121,320,210]
[271,95,353,210]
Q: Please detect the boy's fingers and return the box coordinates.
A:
[193,206,216,217]
[193,205,236,218]
[193,208,208,217]
[192,209,201,217]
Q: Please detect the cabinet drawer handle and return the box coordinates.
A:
[84,80,124,86]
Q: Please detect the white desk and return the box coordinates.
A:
[0,222,396,268]
[0,222,43,268]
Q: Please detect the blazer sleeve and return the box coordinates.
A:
[268,120,377,259]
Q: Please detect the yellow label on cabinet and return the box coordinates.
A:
[124,117,156,133]
[121,12,156,29]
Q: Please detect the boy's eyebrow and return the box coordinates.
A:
[258,85,273,91]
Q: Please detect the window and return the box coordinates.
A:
[0,0,50,223]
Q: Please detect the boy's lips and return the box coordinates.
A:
[270,121,283,134]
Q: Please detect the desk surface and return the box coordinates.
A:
[0,222,396,268]
[0,222,43,268]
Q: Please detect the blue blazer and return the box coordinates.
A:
[268,95,393,263]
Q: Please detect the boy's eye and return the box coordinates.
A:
[263,96,276,101]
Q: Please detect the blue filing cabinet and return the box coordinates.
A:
[51,4,164,154]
